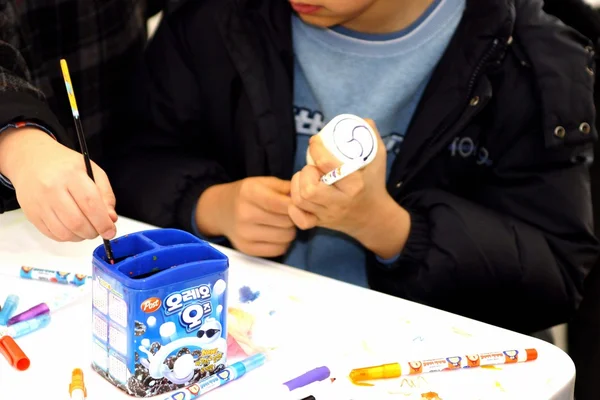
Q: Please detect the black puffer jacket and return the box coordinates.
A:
[109,0,600,333]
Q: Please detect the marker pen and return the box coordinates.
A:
[11,265,90,286]
[158,353,266,400]
[8,284,88,325]
[0,314,51,339]
[320,160,366,185]
[349,348,538,381]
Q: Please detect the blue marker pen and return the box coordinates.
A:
[0,295,19,325]
[0,314,51,339]
[160,353,266,400]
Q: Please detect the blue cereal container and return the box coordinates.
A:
[91,228,229,397]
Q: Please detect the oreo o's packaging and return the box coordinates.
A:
[91,229,228,397]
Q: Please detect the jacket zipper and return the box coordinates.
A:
[466,39,501,96]
[396,38,503,194]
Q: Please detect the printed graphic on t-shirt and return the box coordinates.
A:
[294,106,405,156]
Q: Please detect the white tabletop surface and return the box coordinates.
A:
[0,209,575,400]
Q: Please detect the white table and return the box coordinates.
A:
[0,209,575,399]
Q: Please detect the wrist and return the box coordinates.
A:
[194,183,232,237]
[0,127,54,181]
[352,195,411,259]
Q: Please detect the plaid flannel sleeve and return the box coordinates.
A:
[0,2,65,189]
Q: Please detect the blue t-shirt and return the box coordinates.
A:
[284,0,465,287]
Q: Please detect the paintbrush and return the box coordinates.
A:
[59,59,115,264]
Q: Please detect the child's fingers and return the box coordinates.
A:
[69,175,116,239]
[93,163,118,217]
[24,210,62,243]
[308,137,342,174]
[363,118,377,131]
[243,178,291,215]
[238,224,296,245]
[290,171,325,214]
[364,119,387,157]
[288,204,318,231]
[109,208,118,223]
[44,204,86,242]
[256,189,292,215]
[238,202,295,228]
[259,176,292,194]
[233,238,292,258]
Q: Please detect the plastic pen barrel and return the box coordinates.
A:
[0,295,20,325]
[240,352,266,372]
[7,302,49,326]
[0,336,30,371]
[7,314,51,339]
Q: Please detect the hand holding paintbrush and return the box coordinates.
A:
[0,73,117,243]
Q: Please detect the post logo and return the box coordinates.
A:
[141,297,161,313]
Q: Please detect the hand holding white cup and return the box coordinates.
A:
[306,114,378,185]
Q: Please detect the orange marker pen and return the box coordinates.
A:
[350,348,538,382]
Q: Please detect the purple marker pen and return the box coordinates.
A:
[269,366,332,397]
[7,283,89,325]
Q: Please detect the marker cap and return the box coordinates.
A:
[526,348,538,361]
[0,295,20,325]
[284,366,331,391]
[69,368,87,398]
[0,335,30,370]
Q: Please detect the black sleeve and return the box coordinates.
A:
[0,4,71,212]
[106,10,230,231]
[146,0,166,18]
[543,0,600,45]
[368,126,599,333]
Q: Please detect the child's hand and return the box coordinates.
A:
[288,119,390,239]
[195,177,296,257]
[0,127,118,242]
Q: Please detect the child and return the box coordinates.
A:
[109,0,600,335]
